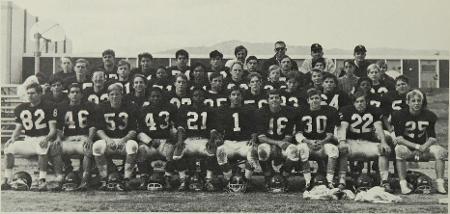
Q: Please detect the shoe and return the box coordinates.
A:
[98,179,108,191]
[436,181,447,194]
[77,180,89,191]
[304,183,313,192]
[138,174,149,190]
[327,181,336,189]
[337,183,346,191]
[115,182,128,192]
[1,180,11,191]
[205,179,215,192]
[173,143,186,160]
[37,179,47,191]
[48,181,63,192]
[381,180,394,193]
[178,178,188,191]
[400,184,413,195]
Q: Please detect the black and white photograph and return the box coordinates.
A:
[0,0,449,212]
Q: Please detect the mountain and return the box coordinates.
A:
[155,40,449,57]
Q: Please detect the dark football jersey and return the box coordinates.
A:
[14,101,57,137]
[371,82,391,96]
[216,105,256,141]
[392,108,437,145]
[366,92,390,116]
[263,81,287,91]
[42,93,69,105]
[95,102,138,138]
[243,90,268,108]
[339,105,383,141]
[105,79,132,94]
[83,87,109,104]
[321,90,351,110]
[204,90,229,108]
[92,64,119,80]
[255,105,298,140]
[297,106,338,140]
[123,93,147,108]
[149,79,173,92]
[385,90,428,114]
[56,101,96,136]
[168,65,190,77]
[280,89,304,108]
[176,104,216,138]
[63,77,93,91]
[166,90,192,109]
[225,79,249,91]
[138,103,177,139]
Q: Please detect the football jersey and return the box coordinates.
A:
[83,87,109,104]
[216,105,257,141]
[168,65,190,77]
[176,104,216,138]
[166,90,192,108]
[92,64,119,80]
[95,102,138,138]
[148,79,173,92]
[225,79,249,91]
[123,93,147,108]
[138,103,177,139]
[105,79,132,94]
[63,77,93,90]
[280,89,305,108]
[366,92,390,116]
[255,105,298,140]
[321,90,351,110]
[14,101,57,137]
[385,90,428,114]
[263,81,287,90]
[42,93,69,105]
[243,90,268,108]
[371,82,391,96]
[339,105,383,141]
[297,106,338,140]
[204,90,229,108]
[56,101,96,136]
[391,108,437,145]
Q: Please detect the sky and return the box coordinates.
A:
[11,0,450,55]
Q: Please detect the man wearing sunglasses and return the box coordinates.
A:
[262,41,298,75]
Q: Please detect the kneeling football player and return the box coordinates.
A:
[92,83,139,191]
[2,83,57,191]
[392,90,447,194]
[215,86,259,191]
[295,88,339,189]
[136,87,178,190]
[337,90,393,192]
[54,83,97,190]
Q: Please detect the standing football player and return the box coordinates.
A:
[92,83,139,191]
[392,90,447,194]
[123,74,148,107]
[367,64,393,96]
[225,61,249,91]
[2,83,57,191]
[148,66,173,92]
[130,52,155,78]
[204,72,228,109]
[243,72,268,108]
[321,73,351,110]
[93,49,118,80]
[64,58,93,90]
[167,74,191,108]
[168,49,190,77]
[207,50,228,79]
[83,70,109,104]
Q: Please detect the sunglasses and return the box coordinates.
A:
[275,47,286,51]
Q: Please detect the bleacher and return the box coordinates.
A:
[1,84,24,144]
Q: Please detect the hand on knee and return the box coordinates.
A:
[92,140,107,156]
[126,140,138,155]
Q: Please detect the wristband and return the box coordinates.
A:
[414,145,420,150]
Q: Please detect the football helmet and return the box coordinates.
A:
[355,173,374,192]
[268,174,287,193]
[10,171,32,191]
[107,172,122,191]
[312,174,327,187]
[147,172,165,191]
[227,174,247,193]
[406,171,433,194]
[189,173,204,192]
[62,171,81,191]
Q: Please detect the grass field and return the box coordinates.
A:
[1,88,448,212]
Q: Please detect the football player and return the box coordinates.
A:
[166,74,191,108]
[112,60,133,94]
[94,49,118,80]
[243,72,268,108]
[338,60,359,95]
[321,73,351,110]
[353,45,371,77]
[207,50,228,79]
[43,77,69,104]
[225,61,249,91]
[172,87,219,191]
[148,66,173,92]
[312,57,326,72]
[130,52,155,78]
[2,83,57,191]
[64,58,93,90]
[280,71,306,108]
[215,86,258,187]
[83,70,109,104]
[280,56,304,83]
[255,89,308,190]
[168,49,190,77]
[337,90,393,192]
[123,74,148,107]
[245,56,262,78]
[136,87,178,190]
[263,65,286,90]
[54,83,97,190]
[204,72,228,109]
[92,83,139,191]
[367,64,393,96]
[225,45,248,69]
[189,63,208,90]
[392,90,447,194]
[295,88,339,189]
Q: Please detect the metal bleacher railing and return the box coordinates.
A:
[1,84,23,144]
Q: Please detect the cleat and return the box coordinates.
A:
[77,180,89,191]
[400,183,413,195]
[178,179,188,191]
[436,182,447,194]
[173,143,185,160]
[115,182,128,192]
[1,181,11,191]
[97,180,108,191]
[37,179,47,192]
[337,183,346,191]
[205,179,215,192]
[138,175,149,191]
[164,176,173,191]
[304,183,313,192]
[381,180,394,193]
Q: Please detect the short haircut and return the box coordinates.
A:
[132,74,147,86]
[102,49,115,57]
[352,90,366,102]
[280,55,292,62]
[92,70,105,77]
[148,86,163,95]
[311,68,323,74]
[286,71,301,83]
[61,56,72,62]
[247,72,262,81]
[138,52,153,61]
[26,82,43,94]
[209,72,223,81]
[117,59,131,69]
[343,59,356,67]
[107,83,123,94]
[228,86,243,96]
[209,50,223,59]
[174,73,188,81]
[395,75,409,84]
[406,89,424,102]
[246,56,258,64]
[191,86,206,95]
[229,61,244,70]
[357,77,372,87]
[268,89,281,96]
[268,65,280,73]
[275,41,286,47]
[192,62,206,71]
[75,58,89,67]
[306,88,321,99]
[176,49,189,59]
[312,57,326,67]
[234,45,248,56]
[322,72,338,84]
[367,63,380,72]
[68,83,82,92]
[49,76,63,85]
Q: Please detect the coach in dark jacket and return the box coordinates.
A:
[262,41,298,74]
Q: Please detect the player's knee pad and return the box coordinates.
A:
[216,145,228,165]
[92,140,107,156]
[125,140,138,155]
[258,143,271,161]
[285,144,299,162]
[394,145,410,160]
[324,144,339,159]
[430,145,448,160]
[297,143,310,162]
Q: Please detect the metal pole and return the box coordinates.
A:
[34,33,41,75]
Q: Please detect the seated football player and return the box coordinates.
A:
[295,88,339,189]
[312,57,326,72]
[43,77,69,104]
[215,86,258,189]
[166,74,191,108]
[54,83,97,191]
[204,72,228,109]
[83,70,109,104]
[392,90,447,194]
[189,62,208,90]
[172,87,220,191]
[375,60,395,90]
[64,58,93,90]
[243,72,268,108]
[321,73,351,110]
[367,63,393,96]
[225,61,249,91]
[263,65,287,90]
[280,71,305,108]
[337,90,393,192]
[207,50,228,79]
[148,66,173,92]
[92,83,139,191]
[168,49,191,77]
[123,74,148,107]
[136,87,178,190]
[2,83,57,191]
[112,59,133,94]
[245,56,262,78]
[255,89,307,191]
[130,52,155,78]
[338,59,359,95]
[304,68,324,90]
[51,56,75,88]
[225,45,248,70]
